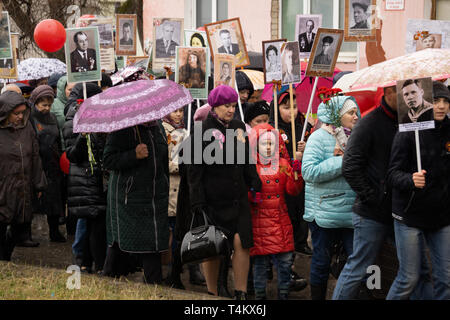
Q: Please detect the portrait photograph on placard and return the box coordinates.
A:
[205,18,250,68]
[281,41,301,85]
[344,0,376,42]
[295,14,322,58]
[405,19,450,54]
[262,39,286,84]
[306,28,343,78]
[0,12,12,60]
[176,47,209,99]
[77,16,115,72]
[396,77,434,132]
[184,30,208,48]
[152,18,184,72]
[0,33,18,79]
[116,14,137,56]
[214,53,236,88]
[65,27,101,84]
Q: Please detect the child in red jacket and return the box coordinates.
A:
[248,123,303,300]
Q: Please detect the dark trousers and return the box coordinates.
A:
[0,223,29,261]
[285,193,309,249]
[142,252,162,284]
[81,215,106,272]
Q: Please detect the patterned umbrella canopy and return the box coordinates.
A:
[73,79,193,133]
[350,48,450,90]
[18,58,67,81]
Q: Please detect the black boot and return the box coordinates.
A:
[290,270,308,292]
[234,290,248,300]
[310,283,328,300]
[189,264,206,285]
[48,216,66,243]
[217,256,232,298]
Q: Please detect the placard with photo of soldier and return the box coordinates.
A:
[77,16,115,72]
[116,14,137,56]
[396,77,435,132]
[65,27,102,84]
[344,0,377,42]
[152,18,184,72]
[0,12,12,60]
[306,28,343,78]
[405,19,450,54]
[214,53,236,89]
[205,18,250,68]
[295,14,322,59]
[176,46,209,99]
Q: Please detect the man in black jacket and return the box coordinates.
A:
[332,86,431,299]
[386,81,450,300]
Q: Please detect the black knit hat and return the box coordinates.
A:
[433,81,450,102]
[244,100,270,124]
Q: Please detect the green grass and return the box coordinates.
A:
[0,261,221,300]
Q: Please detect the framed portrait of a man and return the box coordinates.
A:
[344,0,376,42]
[205,18,250,68]
[280,41,301,85]
[116,14,137,56]
[176,47,209,99]
[306,28,343,78]
[77,16,115,72]
[214,53,236,89]
[152,18,184,72]
[295,14,322,59]
[0,12,12,60]
[65,27,102,84]
[262,39,286,84]
[0,33,18,79]
[396,77,435,132]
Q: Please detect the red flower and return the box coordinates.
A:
[76,99,84,105]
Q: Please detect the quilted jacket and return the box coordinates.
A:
[302,96,360,229]
[248,123,303,256]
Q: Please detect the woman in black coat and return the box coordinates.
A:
[29,85,66,242]
[63,83,107,273]
[187,85,261,299]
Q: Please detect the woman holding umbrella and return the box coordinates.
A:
[187,85,262,299]
[102,117,170,284]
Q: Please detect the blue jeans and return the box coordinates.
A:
[72,218,87,259]
[332,214,432,300]
[309,221,353,286]
[387,220,450,300]
[253,252,293,299]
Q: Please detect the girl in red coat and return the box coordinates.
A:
[248,123,303,300]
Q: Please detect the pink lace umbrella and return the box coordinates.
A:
[73,79,193,133]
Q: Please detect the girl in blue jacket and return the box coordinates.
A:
[302,95,360,299]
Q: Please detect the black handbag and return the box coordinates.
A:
[181,208,229,265]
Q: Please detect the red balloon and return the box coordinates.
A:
[34,19,66,52]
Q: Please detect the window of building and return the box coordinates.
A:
[185,0,228,30]
[282,0,357,62]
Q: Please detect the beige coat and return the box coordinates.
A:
[162,121,187,217]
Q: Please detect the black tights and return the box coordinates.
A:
[81,216,106,272]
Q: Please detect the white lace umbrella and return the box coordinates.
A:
[350,48,450,90]
[18,58,67,81]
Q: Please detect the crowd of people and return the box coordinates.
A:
[0,67,449,301]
